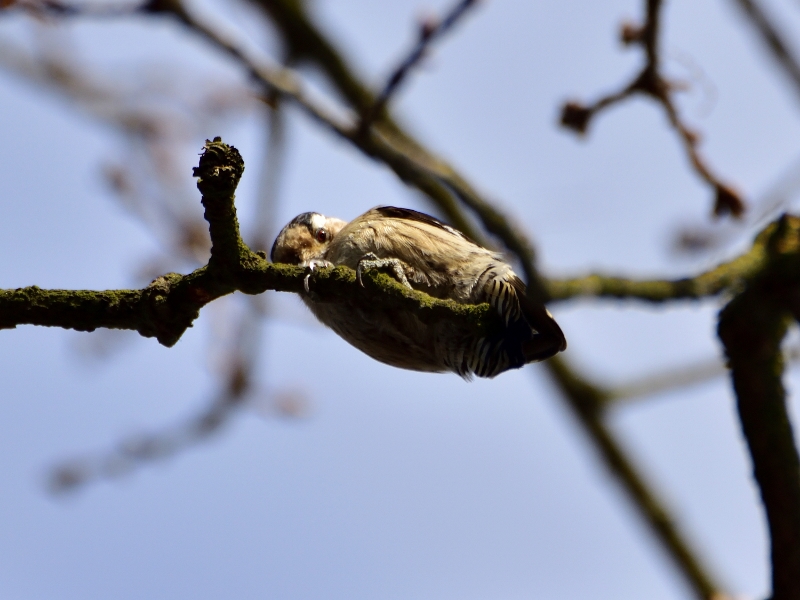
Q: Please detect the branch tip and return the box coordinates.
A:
[560,101,593,134]
[620,20,645,45]
[193,137,244,198]
[713,184,746,219]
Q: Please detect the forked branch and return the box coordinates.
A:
[560,0,745,218]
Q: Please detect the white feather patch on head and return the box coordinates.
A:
[309,213,328,232]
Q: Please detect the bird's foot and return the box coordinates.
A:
[304,259,334,294]
[356,253,412,289]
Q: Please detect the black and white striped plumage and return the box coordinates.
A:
[271,206,566,378]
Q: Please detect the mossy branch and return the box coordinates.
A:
[0,138,495,347]
[547,220,774,303]
[718,215,800,600]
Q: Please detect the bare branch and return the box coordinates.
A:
[560,0,745,218]
[545,357,725,600]
[3,5,735,594]
[48,298,275,493]
[3,0,142,17]
[160,6,736,593]
[50,105,292,490]
[358,0,481,133]
[605,345,800,405]
[608,358,727,404]
[49,384,246,493]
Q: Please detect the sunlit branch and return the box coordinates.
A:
[547,222,775,302]
[0,139,502,346]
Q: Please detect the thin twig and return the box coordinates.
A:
[607,345,800,405]
[609,358,727,404]
[358,0,481,133]
[5,0,143,17]
[560,0,745,218]
[49,374,248,493]
[730,0,800,103]
[250,100,286,252]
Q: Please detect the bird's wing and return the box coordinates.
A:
[371,206,475,244]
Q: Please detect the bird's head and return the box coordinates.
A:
[270,212,347,265]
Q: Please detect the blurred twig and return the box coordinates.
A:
[609,359,727,404]
[50,303,307,494]
[730,0,800,102]
[0,34,257,262]
[250,100,286,252]
[560,0,745,218]
[608,345,800,405]
[544,358,723,600]
[2,0,142,18]
[358,0,481,133]
[49,363,250,493]
[51,99,292,491]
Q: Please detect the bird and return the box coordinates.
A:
[270,206,566,378]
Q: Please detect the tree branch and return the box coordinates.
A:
[560,0,745,218]
[358,0,481,133]
[0,138,499,347]
[6,4,732,594]
[547,218,775,302]
[718,215,800,600]
[182,5,732,594]
[545,358,723,600]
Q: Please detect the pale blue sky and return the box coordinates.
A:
[2,0,800,598]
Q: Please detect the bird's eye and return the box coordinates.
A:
[315,228,328,243]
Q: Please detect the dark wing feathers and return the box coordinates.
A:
[507,275,567,361]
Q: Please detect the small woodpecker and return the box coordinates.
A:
[271,206,566,378]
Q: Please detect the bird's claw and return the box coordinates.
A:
[304,259,334,294]
[356,253,412,289]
